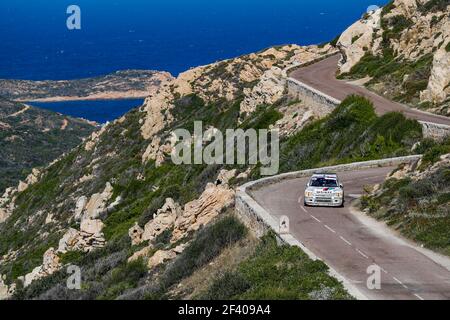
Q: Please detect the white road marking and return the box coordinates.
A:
[298,196,302,203]
[310,215,321,223]
[381,267,388,274]
[300,206,308,213]
[392,276,409,289]
[339,236,352,246]
[393,277,402,284]
[356,249,369,259]
[324,225,336,233]
[414,293,425,301]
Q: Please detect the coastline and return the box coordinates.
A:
[19,91,151,103]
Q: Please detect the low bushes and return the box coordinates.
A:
[198,234,352,300]
[277,95,422,174]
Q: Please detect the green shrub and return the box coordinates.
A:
[199,271,251,300]
[59,250,84,265]
[161,216,247,289]
[418,0,448,13]
[98,258,148,300]
[277,95,421,174]
[199,234,352,300]
[420,137,450,168]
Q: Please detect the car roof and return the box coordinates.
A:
[312,173,338,179]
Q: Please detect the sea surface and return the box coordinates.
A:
[1,0,388,122]
[30,99,145,124]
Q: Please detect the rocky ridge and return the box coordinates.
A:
[0,70,173,102]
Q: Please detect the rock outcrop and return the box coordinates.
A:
[170,182,235,243]
[57,219,106,254]
[140,84,175,140]
[420,46,450,104]
[0,275,15,300]
[142,135,174,166]
[130,170,236,247]
[75,182,115,221]
[22,248,61,287]
[142,198,182,242]
[129,223,145,246]
[139,44,335,140]
[337,8,382,73]
[0,169,42,224]
[240,67,286,117]
[147,244,187,269]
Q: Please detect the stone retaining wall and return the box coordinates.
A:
[420,121,450,141]
[284,55,450,141]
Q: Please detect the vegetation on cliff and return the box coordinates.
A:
[0,97,96,194]
[361,139,450,256]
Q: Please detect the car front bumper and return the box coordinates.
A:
[304,196,343,207]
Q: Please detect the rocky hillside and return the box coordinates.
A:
[337,0,450,115]
[0,37,435,300]
[0,97,96,196]
[0,44,360,300]
[361,138,450,256]
[0,70,173,102]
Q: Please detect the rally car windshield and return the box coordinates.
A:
[310,178,338,188]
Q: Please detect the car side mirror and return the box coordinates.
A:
[340,184,344,189]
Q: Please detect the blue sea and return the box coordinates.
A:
[0,0,388,122]
[30,99,145,123]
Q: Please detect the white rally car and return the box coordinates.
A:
[304,173,344,207]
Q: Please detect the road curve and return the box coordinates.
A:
[252,166,450,300]
[290,55,450,126]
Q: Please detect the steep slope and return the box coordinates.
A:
[361,139,450,256]
[337,0,450,115]
[0,70,173,102]
[0,43,433,300]
[0,97,96,195]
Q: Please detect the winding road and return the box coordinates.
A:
[290,54,450,126]
[248,56,450,300]
[252,167,450,300]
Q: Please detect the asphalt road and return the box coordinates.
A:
[252,166,450,300]
[290,55,450,126]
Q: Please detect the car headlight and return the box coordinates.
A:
[305,191,314,198]
[334,191,343,198]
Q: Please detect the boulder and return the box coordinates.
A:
[82,183,113,220]
[57,228,80,254]
[57,219,106,254]
[23,247,61,287]
[129,223,144,246]
[421,47,450,104]
[74,196,87,221]
[147,250,177,269]
[142,198,182,242]
[240,67,286,116]
[80,219,104,235]
[216,169,237,186]
[337,9,381,74]
[128,246,154,263]
[171,183,235,243]
[0,275,14,300]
